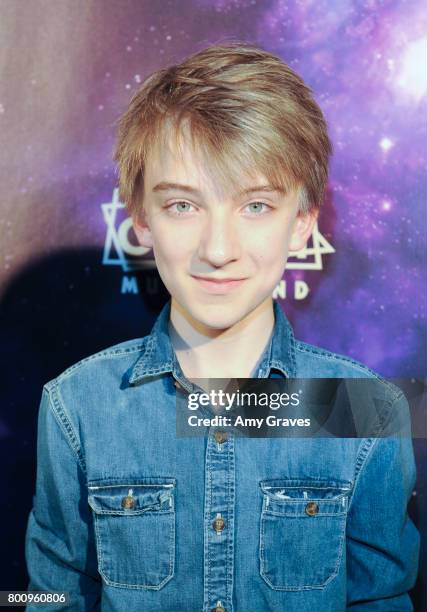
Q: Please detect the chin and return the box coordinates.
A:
[186,301,251,331]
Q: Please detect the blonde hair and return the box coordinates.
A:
[113,42,332,216]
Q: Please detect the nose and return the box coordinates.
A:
[197,208,241,267]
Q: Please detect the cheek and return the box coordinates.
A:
[150,221,195,268]
[248,225,292,265]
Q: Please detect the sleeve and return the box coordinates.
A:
[346,393,420,610]
[25,386,102,611]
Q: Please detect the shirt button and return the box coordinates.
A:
[212,515,226,533]
[121,495,135,509]
[214,430,227,444]
[212,605,226,612]
[305,501,319,516]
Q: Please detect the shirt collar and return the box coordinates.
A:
[256,299,296,378]
[128,299,296,385]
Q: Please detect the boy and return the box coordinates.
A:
[25,43,419,611]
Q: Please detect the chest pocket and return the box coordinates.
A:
[259,478,351,591]
[88,477,176,590]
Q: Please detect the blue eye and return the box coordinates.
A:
[168,201,194,215]
[176,202,191,213]
[246,202,270,214]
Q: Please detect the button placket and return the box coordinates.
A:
[203,427,235,612]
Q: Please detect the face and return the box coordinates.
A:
[133,126,317,332]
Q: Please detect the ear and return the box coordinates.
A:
[289,209,318,252]
[132,208,153,249]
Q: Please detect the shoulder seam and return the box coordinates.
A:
[348,394,406,512]
[44,385,87,475]
[348,437,379,512]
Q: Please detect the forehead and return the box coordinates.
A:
[143,120,269,198]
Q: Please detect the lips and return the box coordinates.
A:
[191,275,247,294]
[192,276,245,283]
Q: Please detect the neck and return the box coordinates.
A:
[168,297,275,379]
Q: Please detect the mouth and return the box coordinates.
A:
[191,275,247,294]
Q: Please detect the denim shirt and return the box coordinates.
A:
[25,300,419,611]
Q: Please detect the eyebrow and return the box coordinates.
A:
[152,181,286,197]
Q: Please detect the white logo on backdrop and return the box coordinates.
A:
[102,188,335,298]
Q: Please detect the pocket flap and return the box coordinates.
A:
[88,478,176,515]
[259,478,352,516]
